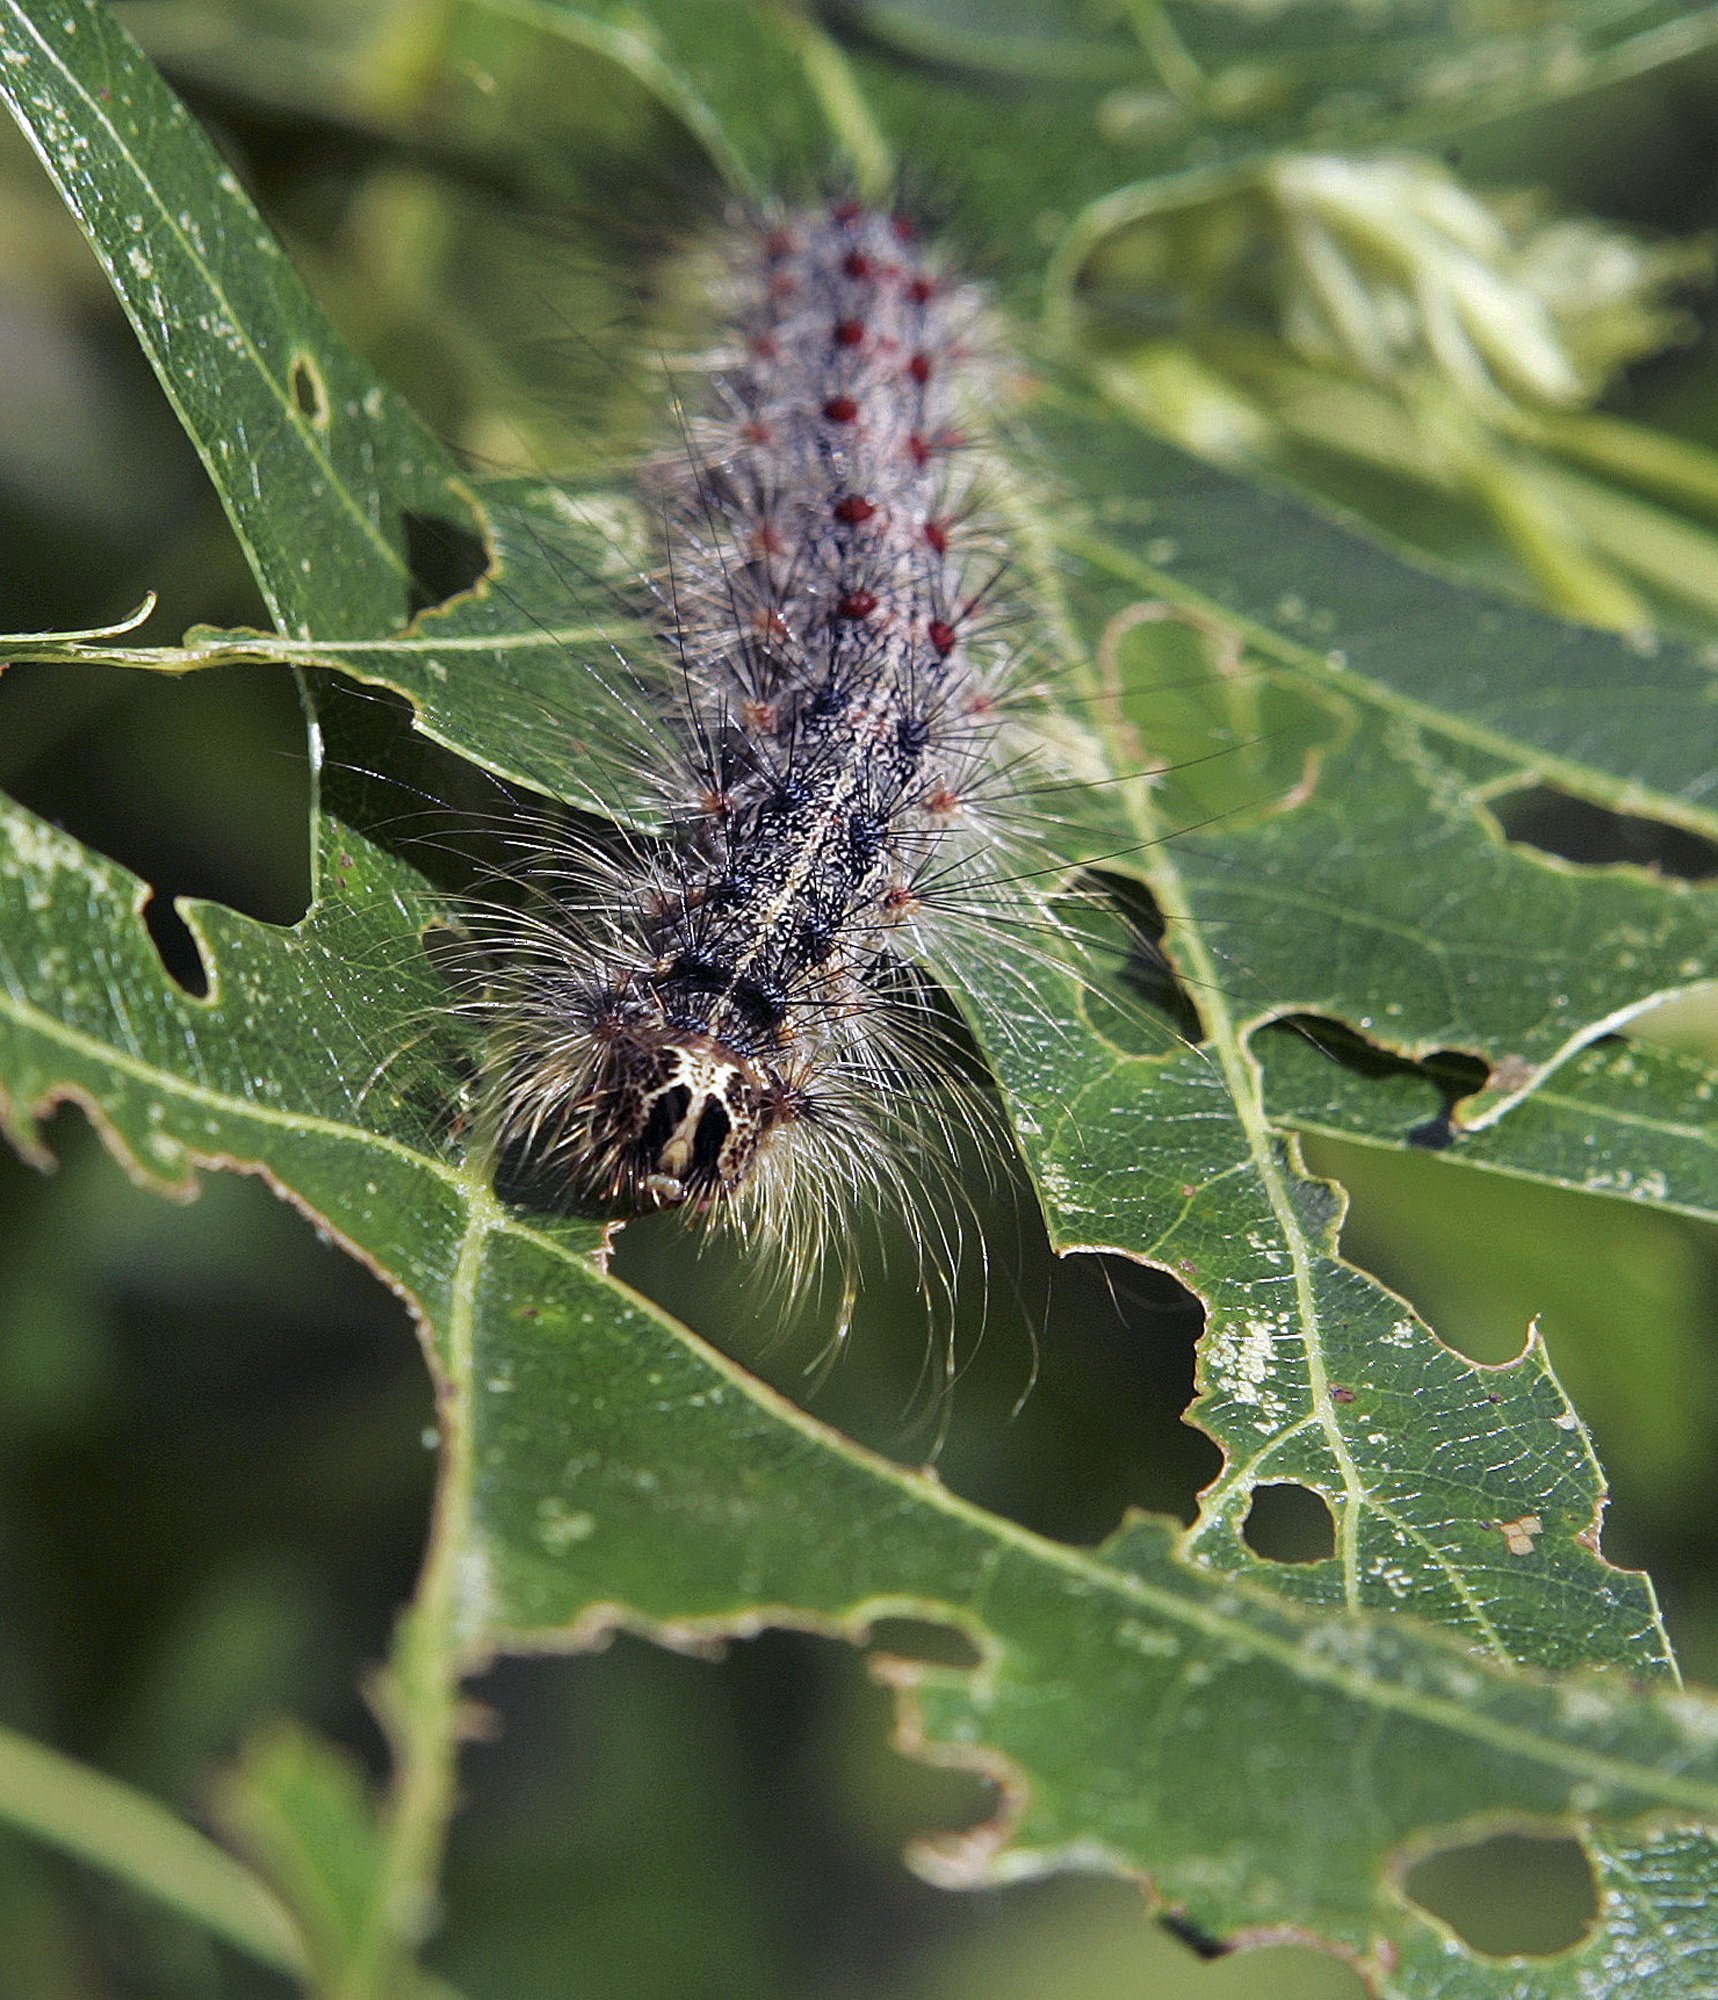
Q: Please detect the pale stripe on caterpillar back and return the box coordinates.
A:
[339,189,1300,1385]
[458,205,1054,1255]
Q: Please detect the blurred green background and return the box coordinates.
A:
[2,3,1717,1994]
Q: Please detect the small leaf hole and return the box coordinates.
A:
[0,661,312,931]
[1266,1017,1488,1150]
[288,350,330,428]
[865,1616,983,1669]
[141,890,210,998]
[1241,1482,1336,1563]
[1490,785,1718,881]
[1089,872,1206,1047]
[403,509,489,619]
[1404,1831,1598,1956]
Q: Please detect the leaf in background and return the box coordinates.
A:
[0,1722,306,1978]
[5,0,1718,1987]
[824,0,1718,189]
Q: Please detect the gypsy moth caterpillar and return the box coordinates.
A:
[451,196,1082,1301]
[362,181,1306,1393]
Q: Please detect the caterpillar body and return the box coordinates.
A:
[479,197,1058,1275]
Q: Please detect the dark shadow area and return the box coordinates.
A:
[1490,784,1718,881]
[315,672,526,899]
[0,1106,434,1992]
[1159,1911,1227,1959]
[141,888,211,998]
[1263,1016,1490,1150]
[1403,1831,1598,1957]
[0,658,314,934]
[1241,1482,1337,1564]
[1084,871,1207,1050]
[289,350,330,427]
[441,1635,997,2000]
[403,508,491,620]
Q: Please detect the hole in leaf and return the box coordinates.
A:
[288,350,330,428]
[142,889,209,998]
[1087,871,1206,1048]
[1490,785,1718,881]
[315,675,516,898]
[0,1102,435,1772]
[1404,1830,1598,1956]
[1240,1482,1336,1563]
[0,660,312,928]
[403,508,489,619]
[1261,1016,1489,1150]
[864,1616,983,1670]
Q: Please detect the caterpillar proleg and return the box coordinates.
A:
[471,196,1068,1288]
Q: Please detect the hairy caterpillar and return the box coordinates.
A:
[466,195,1073,1289]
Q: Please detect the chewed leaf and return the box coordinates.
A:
[1258,1027,1718,1227]
[5,1,1718,1987]
[2,788,1717,1984]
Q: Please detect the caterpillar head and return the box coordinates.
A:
[583,1020,799,1211]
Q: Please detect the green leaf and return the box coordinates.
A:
[0,1722,305,1977]
[215,1721,463,2000]
[2,783,1718,1986]
[822,0,1718,193]
[6,0,1718,1989]
[0,0,468,638]
[1392,1822,1718,1996]
[216,1723,388,1987]
[124,0,1718,299]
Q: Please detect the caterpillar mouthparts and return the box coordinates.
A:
[485,196,1041,1249]
[543,1016,801,1212]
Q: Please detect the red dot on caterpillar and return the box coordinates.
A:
[475,195,1097,1337]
